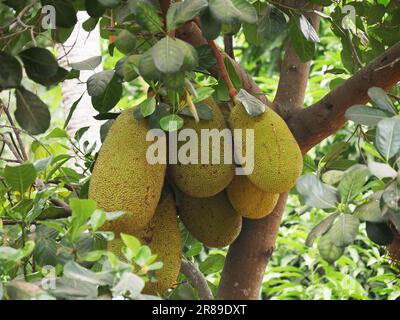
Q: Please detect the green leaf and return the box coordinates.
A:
[70,56,102,71]
[345,105,390,127]
[375,117,400,161]
[0,51,22,89]
[138,50,161,81]
[317,233,344,263]
[306,212,340,247]
[288,16,315,62]
[3,163,37,193]
[139,96,156,117]
[64,92,85,129]
[200,8,221,40]
[196,45,217,69]
[123,54,141,81]
[70,198,97,225]
[160,114,184,132]
[121,233,141,256]
[87,70,115,96]
[90,209,106,231]
[130,0,163,33]
[209,0,242,24]
[167,0,208,31]
[368,87,397,114]
[151,36,184,74]
[199,254,225,275]
[338,165,371,204]
[98,0,119,8]
[177,39,199,71]
[329,214,360,247]
[15,87,51,135]
[231,0,257,23]
[85,0,106,18]
[41,0,77,28]
[354,200,385,223]
[112,272,144,299]
[235,89,266,116]
[180,102,213,121]
[115,30,136,54]
[367,159,398,180]
[366,221,393,245]
[299,14,320,43]
[296,174,338,209]
[19,47,59,86]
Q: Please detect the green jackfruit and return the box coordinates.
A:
[179,192,242,248]
[227,175,279,219]
[169,97,234,198]
[89,110,166,234]
[108,195,181,296]
[229,104,303,193]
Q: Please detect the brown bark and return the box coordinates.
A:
[216,194,288,299]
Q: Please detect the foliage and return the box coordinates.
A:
[0,0,399,300]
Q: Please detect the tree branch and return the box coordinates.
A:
[274,4,321,118]
[180,260,214,300]
[288,41,400,153]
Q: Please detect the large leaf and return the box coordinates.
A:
[235,89,266,116]
[91,75,122,113]
[98,0,119,8]
[306,212,340,247]
[368,87,397,114]
[367,159,398,180]
[151,36,184,74]
[41,0,77,28]
[338,165,370,204]
[19,47,59,85]
[230,0,257,23]
[345,105,390,127]
[317,233,344,263]
[288,16,315,62]
[375,117,400,161]
[3,163,37,193]
[15,88,51,135]
[354,200,385,223]
[130,0,163,33]
[299,14,320,43]
[329,214,360,247]
[0,51,22,89]
[70,56,102,71]
[296,174,339,209]
[167,0,208,31]
[200,8,221,40]
[209,0,242,24]
[87,70,115,96]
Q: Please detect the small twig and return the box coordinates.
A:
[0,135,24,163]
[375,57,400,71]
[180,260,214,300]
[223,35,234,59]
[207,39,238,102]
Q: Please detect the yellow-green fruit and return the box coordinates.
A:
[229,104,303,193]
[89,110,166,234]
[169,97,234,198]
[227,175,279,219]
[179,192,242,248]
[108,195,181,296]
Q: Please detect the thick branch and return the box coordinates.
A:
[180,260,214,300]
[274,10,321,118]
[288,41,400,153]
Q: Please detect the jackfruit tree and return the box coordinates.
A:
[0,0,400,301]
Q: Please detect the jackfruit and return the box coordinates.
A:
[169,97,234,198]
[108,195,181,296]
[387,231,400,265]
[227,175,279,219]
[228,103,302,193]
[179,192,242,248]
[89,110,166,234]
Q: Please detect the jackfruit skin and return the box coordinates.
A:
[179,192,242,248]
[89,110,166,234]
[169,97,234,198]
[387,231,400,265]
[229,104,303,193]
[108,195,181,296]
[227,175,279,219]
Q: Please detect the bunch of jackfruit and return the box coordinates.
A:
[88,95,303,296]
